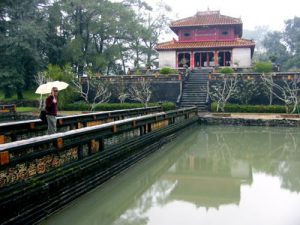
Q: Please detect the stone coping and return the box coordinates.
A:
[199,112,300,120]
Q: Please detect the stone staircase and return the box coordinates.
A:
[180,68,211,111]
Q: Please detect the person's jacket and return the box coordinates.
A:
[45,95,58,116]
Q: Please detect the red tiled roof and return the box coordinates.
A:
[156,39,255,50]
[170,11,242,28]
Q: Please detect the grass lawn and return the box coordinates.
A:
[16,107,39,113]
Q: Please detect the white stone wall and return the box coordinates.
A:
[232,48,252,68]
[158,51,176,68]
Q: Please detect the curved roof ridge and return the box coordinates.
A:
[170,11,242,28]
[156,38,255,50]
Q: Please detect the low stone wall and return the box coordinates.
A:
[0,107,198,224]
[199,116,300,127]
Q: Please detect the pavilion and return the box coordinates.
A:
[156,10,255,69]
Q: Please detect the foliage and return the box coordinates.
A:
[1,90,38,101]
[261,17,300,71]
[219,67,234,74]
[42,65,77,108]
[253,61,273,73]
[262,31,289,67]
[16,107,38,112]
[63,102,175,111]
[0,0,48,98]
[159,67,178,75]
[243,26,270,56]
[0,0,172,97]
[233,77,269,105]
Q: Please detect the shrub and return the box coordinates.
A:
[160,67,178,75]
[253,61,273,73]
[219,67,234,74]
[210,102,287,113]
[63,102,176,111]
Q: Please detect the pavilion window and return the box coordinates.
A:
[218,51,231,66]
[208,52,214,66]
[178,53,191,67]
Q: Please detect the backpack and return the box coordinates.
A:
[39,110,47,123]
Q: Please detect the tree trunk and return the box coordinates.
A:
[17,90,23,100]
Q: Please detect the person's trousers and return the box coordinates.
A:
[46,115,57,134]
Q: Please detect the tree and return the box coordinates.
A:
[72,76,111,111]
[141,1,171,67]
[0,0,48,98]
[208,74,238,112]
[261,73,300,113]
[234,78,268,105]
[43,64,75,108]
[34,71,52,109]
[125,0,171,69]
[262,17,300,71]
[283,17,300,70]
[262,31,289,68]
[61,0,100,76]
[129,78,152,107]
[46,2,67,66]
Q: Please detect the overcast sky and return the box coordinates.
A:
[146,0,300,31]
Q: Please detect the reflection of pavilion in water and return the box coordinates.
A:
[163,152,253,209]
[42,126,300,225]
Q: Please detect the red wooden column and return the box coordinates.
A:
[176,52,178,68]
[214,51,218,66]
[190,51,194,68]
[206,53,209,67]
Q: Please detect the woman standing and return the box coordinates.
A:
[45,87,58,134]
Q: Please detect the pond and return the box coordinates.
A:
[40,125,300,225]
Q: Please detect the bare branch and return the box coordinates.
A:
[207,74,238,112]
[261,73,300,113]
[128,78,152,107]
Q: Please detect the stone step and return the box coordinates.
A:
[182,92,207,95]
[180,71,210,112]
[182,91,207,96]
[182,92,207,96]
[181,101,207,105]
[182,96,205,99]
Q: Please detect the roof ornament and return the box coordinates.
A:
[196,10,220,16]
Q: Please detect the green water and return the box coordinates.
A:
[40,125,300,225]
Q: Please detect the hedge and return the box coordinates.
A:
[62,102,176,112]
[210,102,289,113]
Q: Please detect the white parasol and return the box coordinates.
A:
[35,81,69,94]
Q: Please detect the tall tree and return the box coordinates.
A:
[262,17,300,71]
[283,17,300,70]
[46,2,66,66]
[0,0,48,98]
[262,31,289,67]
[141,1,171,67]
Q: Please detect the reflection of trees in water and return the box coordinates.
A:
[113,180,177,225]
[203,126,300,193]
[208,130,234,174]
